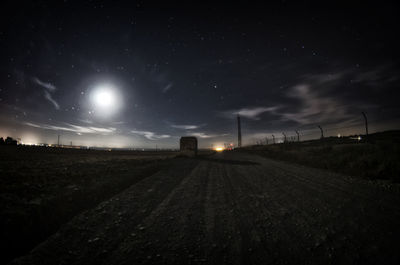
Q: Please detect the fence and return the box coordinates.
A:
[244,115,400,147]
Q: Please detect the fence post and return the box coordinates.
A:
[318,125,324,139]
[295,130,300,142]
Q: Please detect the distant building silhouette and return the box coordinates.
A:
[180,136,198,156]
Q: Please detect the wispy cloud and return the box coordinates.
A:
[277,68,378,125]
[171,124,201,130]
[32,77,56,91]
[44,90,60,110]
[32,77,60,110]
[271,69,381,126]
[218,66,394,127]
[78,119,94,124]
[189,132,229,138]
[162,82,173,93]
[131,130,170,140]
[220,106,279,120]
[24,122,116,135]
[351,64,400,86]
[279,84,347,124]
[111,121,126,125]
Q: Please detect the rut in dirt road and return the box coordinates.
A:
[10,152,400,265]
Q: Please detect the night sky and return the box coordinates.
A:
[1,1,399,148]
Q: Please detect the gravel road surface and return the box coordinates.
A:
[10,152,400,265]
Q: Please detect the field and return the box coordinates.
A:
[1,140,400,264]
[240,130,400,182]
[0,146,178,264]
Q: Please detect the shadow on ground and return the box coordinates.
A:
[185,152,261,165]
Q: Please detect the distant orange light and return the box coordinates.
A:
[215,147,224,152]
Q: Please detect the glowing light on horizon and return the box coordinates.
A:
[215,147,224,152]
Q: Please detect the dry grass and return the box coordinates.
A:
[239,130,400,182]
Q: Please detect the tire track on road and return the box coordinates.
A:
[11,158,199,265]
[110,161,211,265]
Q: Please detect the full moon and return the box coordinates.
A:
[93,88,116,108]
[90,84,122,117]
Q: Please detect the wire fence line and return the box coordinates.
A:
[244,115,400,146]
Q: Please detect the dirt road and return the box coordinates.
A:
[10,152,400,264]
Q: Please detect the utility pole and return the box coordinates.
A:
[282,132,287,143]
[362,112,368,136]
[318,125,324,139]
[295,130,300,142]
[57,134,60,147]
[237,114,242,148]
[272,134,275,144]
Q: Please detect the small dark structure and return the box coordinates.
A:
[3,137,17,145]
[180,136,198,156]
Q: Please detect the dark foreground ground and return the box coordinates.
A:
[0,146,178,264]
[3,148,400,264]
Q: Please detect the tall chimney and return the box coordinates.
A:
[237,114,242,148]
[362,112,368,136]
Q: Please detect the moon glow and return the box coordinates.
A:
[90,84,122,117]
